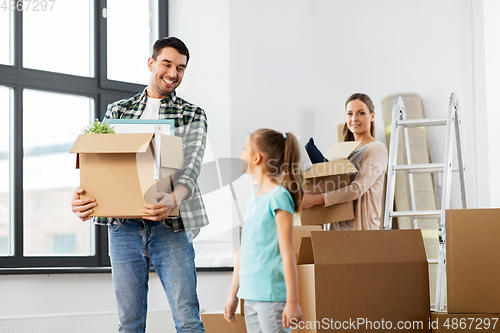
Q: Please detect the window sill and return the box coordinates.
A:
[0,266,233,275]
[0,267,112,275]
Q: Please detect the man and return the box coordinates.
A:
[71,37,208,333]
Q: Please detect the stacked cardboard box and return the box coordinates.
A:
[70,133,183,218]
[201,226,322,333]
[431,209,500,332]
[201,313,246,333]
[206,225,432,333]
[300,141,360,226]
[294,229,430,332]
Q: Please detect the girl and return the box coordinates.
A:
[302,93,388,230]
[224,129,303,333]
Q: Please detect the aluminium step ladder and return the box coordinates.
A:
[383,93,467,311]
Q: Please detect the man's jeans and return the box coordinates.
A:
[108,219,205,333]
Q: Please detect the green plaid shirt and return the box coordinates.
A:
[95,88,209,234]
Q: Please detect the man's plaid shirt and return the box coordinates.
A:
[95,88,209,234]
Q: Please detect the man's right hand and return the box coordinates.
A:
[71,187,97,221]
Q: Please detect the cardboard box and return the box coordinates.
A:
[431,312,500,332]
[293,226,323,262]
[300,142,360,226]
[446,208,500,314]
[294,230,430,332]
[70,133,183,218]
[201,313,246,333]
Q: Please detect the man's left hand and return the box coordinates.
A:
[142,185,189,221]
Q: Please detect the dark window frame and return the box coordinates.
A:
[0,0,171,274]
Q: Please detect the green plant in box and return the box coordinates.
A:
[83,118,115,134]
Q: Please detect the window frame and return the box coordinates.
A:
[0,0,169,273]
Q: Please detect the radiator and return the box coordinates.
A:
[0,310,174,333]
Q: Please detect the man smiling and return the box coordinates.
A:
[71,37,208,333]
[148,43,186,97]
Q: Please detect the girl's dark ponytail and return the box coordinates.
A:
[251,129,304,212]
[282,132,304,212]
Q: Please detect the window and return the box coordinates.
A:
[0,86,13,256]
[52,234,77,254]
[22,89,94,256]
[0,0,168,272]
[0,9,13,65]
[107,0,158,84]
[23,0,94,77]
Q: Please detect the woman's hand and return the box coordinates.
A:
[301,193,324,210]
[223,295,239,324]
[282,301,302,328]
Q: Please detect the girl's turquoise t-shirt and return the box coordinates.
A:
[237,185,295,302]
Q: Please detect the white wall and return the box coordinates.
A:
[169,0,241,268]
[230,0,315,163]
[230,0,483,209]
[0,274,116,317]
[483,0,500,207]
[0,271,232,318]
[1,0,495,329]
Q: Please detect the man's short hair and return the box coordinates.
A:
[152,37,190,64]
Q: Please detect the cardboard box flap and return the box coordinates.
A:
[297,236,315,265]
[160,134,184,169]
[303,159,357,179]
[293,225,323,261]
[309,230,427,265]
[70,133,154,154]
[324,141,361,161]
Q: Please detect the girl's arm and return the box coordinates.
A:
[223,248,241,324]
[276,209,302,328]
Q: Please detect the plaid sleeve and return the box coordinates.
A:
[173,107,208,199]
[102,91,141,121]
[103,100,125,121]
[103,103,113,121]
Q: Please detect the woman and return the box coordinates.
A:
[301,93,388,230]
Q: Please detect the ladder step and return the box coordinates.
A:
[427,259,439,264]
[390,210,441,218]
[397,118,447,127]
[393,163,444,172]
[392,164,462,174]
